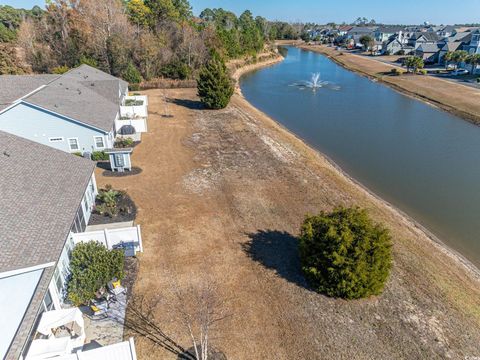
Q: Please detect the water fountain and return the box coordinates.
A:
[307,72,323,89]
[291,72,340,91]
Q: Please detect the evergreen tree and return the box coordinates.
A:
[197,52,233,109]
[123,62,143,83]
[299,207,392,299]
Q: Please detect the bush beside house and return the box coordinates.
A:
[68,241,125,306]
[299,207,392,299]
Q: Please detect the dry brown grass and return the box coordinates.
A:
[95,88,480,360]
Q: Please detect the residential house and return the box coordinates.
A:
[415,43,442,63]
[347,26,377,47]
[437,25,456,38]
[408,32,441,49]
[0,130,97,359]
[0,65,148,155]
[0,131,141,359]
[338,25,353,36]
[382,37,414,55]
[438,41,464,64]
[374,26,405,42]
[464,29,480,55]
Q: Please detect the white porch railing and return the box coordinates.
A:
[71,225,143,256]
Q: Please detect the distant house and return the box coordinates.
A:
[338,25,353,36]
[464,29,480,55]
[437,25,456,38]
[408,32,441,49]
[347,26,377,47]
[438,41,464,64]
[374,26,405,42]
[0,65,148,155]
[415,43,442,63]
[382,37,414,55]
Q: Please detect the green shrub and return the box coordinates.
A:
[161,61,191,80]
[91,151,109,161]
[115,137,134,148]
[77,55,98,68]
[122,62,142,84]
[129,83,140,91]
[419,69,427,75]
[476,78,480,83]
[52,65,69,74]
[299,207,392,299]
[95,186,121,217]
[197,52,234,110]
[72,151,83,157]
[67,242,124,306]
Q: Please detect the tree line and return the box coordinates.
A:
[0,1,291,81]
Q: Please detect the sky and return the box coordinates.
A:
[2,0,480,25]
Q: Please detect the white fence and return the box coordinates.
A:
[71,225,143,257]
[115,117,148,133]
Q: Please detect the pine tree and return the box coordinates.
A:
[197,52,234,110]
[299,207,392,299]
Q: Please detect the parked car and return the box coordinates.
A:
[452,69,469,76]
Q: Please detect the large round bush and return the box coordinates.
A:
[299,207,392,299]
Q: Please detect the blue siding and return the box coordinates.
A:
[0,102,113,153]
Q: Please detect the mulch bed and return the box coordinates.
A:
[123,257,139,299]
[102,167,143,177]
[88,192,137,225]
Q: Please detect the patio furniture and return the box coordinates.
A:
[26,308,86,359]
[108,278,127,299]
[90,298,109,318]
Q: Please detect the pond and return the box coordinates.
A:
[241,46,480,268]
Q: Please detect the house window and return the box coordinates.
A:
[49,137,64,143]
[68,138,79,151]
[94,136,105,149]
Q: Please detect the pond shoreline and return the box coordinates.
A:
[234,47,480,280]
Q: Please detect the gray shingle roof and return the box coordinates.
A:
[417,43,441,53]
[22,65,127,132]
[0,130,95,273]
[413,32,441,42]
[0,74,59,111]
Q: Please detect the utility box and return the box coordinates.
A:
[104,148,133,172]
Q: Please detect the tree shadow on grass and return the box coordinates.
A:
[243,230,309,290]
[167,97,204,110]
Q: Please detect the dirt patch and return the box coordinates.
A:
[94,88,480,360]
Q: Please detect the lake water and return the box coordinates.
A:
[240,46,480,268]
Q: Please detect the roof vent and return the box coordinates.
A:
[3,151,10,157]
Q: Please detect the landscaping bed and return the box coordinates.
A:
[102,167,143,177]
[89,185,137,225]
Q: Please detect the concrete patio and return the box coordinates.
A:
[81,291,127,349]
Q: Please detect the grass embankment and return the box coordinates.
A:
[95,82,480,359]
[300,45,480,125]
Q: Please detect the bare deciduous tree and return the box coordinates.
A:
[170,279,230,360]
[125,277,230,360]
